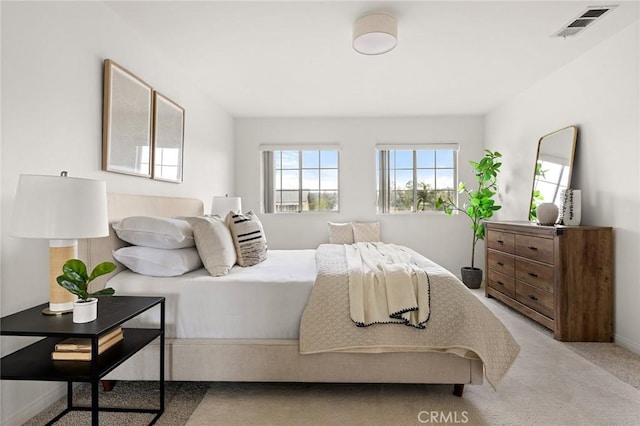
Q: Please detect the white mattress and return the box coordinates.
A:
[108,249,317,339]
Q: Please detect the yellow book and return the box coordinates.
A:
[52,332,124,361]
[54,327,123,352]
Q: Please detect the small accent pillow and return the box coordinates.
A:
[186,216,236,276]
[328,222,354,244]
[226,211,267,267]
[112,246,203,277]
[112,216,195,249]
[353,221,381,242]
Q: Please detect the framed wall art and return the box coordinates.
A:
[102,59,153,178]
[152,92,185,183]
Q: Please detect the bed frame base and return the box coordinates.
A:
[104,339,483,395]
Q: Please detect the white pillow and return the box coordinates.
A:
[328,222,354,244]
[226,211,267,267]
[353,221,381,242]
[112,216,195,249]
[112,246,202,277]
[186,216,236,276]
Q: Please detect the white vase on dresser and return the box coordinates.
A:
[560,189,581,225]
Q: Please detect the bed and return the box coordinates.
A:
[80,193,519,396]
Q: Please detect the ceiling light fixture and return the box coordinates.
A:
[353,13,397,55]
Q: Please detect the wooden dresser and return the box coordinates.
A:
[484,221,613,342]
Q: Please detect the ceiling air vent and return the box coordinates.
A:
[554,6,617,38]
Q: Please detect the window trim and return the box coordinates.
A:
[261,145,340,214]
[376,143,459,214]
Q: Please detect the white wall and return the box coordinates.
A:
[486,22,640,353]
[0,2,234,425]
[235,117,485,274]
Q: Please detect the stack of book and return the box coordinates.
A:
[51,327,124,361]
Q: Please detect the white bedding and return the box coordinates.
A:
[108,249,317,339]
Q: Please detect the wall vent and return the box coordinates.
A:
[554,6,617,38]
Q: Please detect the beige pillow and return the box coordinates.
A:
[353,221,381,242]
[186,216,236,276]
[328,222,354,244]
[226,211,267,267]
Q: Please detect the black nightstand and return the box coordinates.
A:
[1,296,165,425]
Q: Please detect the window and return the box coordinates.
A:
[262,148,339,213]
[376,144,458,213]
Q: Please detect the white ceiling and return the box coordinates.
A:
[107,1,639,117]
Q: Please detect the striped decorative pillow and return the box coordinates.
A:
[226,210,267,267]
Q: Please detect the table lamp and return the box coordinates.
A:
[211,195,242,218]
[11,172,109,315]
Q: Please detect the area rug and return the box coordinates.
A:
[186,294,640,425]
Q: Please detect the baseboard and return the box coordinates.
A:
[614,333,640,355]
[1,383,66,426]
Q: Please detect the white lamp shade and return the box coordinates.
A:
[211,196,242,218]
[353,13,398,55]
[11,174,109,239]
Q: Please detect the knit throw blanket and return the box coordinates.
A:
[347,243,430,328]
[300,244,521,388]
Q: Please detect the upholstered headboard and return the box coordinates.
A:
[79,193,204,289]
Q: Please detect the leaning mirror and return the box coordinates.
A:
[102,59,153,178]
[529,126,578,221]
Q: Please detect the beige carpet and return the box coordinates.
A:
[27,288,640,425]
[186,290,640,425]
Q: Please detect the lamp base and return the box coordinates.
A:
[42,307,73,316]
[49,239,78,314]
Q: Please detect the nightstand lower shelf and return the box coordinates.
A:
[1,328,160,382]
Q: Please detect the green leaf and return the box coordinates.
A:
[91,287,116,297]
[62,259,88,281]
[89,262,117,282]
[56,277,88,300]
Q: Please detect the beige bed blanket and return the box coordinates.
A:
[348,243,430,328]
[300,244,520,388]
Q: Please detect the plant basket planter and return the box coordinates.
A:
[460,267,483,289]
[73,298,98,323]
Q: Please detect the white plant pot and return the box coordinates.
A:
[73,298,98,323]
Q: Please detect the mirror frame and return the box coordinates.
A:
[102,59,154,178]
[529,125,578,221]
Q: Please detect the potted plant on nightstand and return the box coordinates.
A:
[435,149,502,289]
[57,259,117,323]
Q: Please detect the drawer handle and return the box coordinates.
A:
[527,246,538,251]
[528,294,538,301]
[496,262,504,266]
[528,272,538,278]
[496,281,505,286]
[497,240,504,244]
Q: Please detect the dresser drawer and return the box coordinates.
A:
[488,269,515,298]
[515,235,554,264]
[487,250,515,276]
[516,259,554,292]
[487,230,515,254]
[516,282,554,319]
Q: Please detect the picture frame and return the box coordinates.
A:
[152,92,185,183]
[102,59,154,178]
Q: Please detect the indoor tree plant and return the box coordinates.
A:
[57,259,117,323]
[435,149,502,288]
